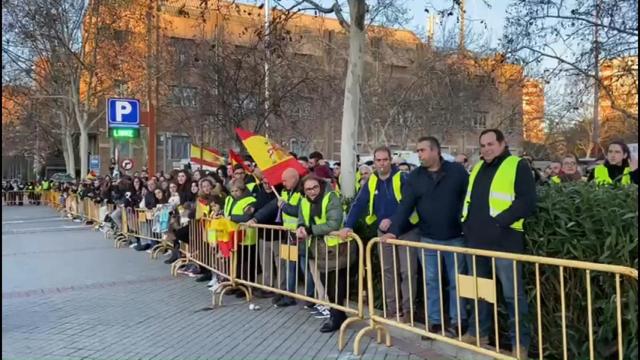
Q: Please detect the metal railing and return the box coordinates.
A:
[355,237,639,359]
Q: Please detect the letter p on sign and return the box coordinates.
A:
[115,101,132,122]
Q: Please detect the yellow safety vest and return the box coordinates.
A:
[300,191,343,247]
[550,176,561,184]
[224,195,257,245]
[364,172,419,226]
[461,155,524,231]
[281,189,302,230]
[593,164,631,186]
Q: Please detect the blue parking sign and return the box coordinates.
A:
[107,98,140,128]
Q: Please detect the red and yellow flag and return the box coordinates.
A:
[235,128,307,185]
[228,149,251,172]
[190,144,224,168]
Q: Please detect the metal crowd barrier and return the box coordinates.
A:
[119,208,168,253]
[2,191,27,206]
[354,237,639,359]
[171,217,236,302]
[232,223,366,349]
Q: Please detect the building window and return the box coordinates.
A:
[169,135,191,160]
[472,112,488,130]
[170,86,199,108]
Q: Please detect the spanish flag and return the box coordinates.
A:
[190,144,224,168]
[228,149,251,173]
[235,128,307,185]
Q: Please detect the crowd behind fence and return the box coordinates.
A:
[3,190,637,360]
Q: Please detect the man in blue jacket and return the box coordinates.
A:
[338,146,420,323]
[382,136,469,337]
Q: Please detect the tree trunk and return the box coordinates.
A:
[78,118,89,179]
[60,111,75,175]
[339,0,366,199]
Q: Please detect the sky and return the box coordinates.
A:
[406,0,510,49]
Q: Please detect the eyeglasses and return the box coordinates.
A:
[563,161,577,166]
[233,172,244,176]
[304,184,320,192]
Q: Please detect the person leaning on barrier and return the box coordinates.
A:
[242,176,279,298]
[459,129,536,359]
[249,167,316,308]
[550,153,584,184]
[382,137,469,336]
[339,146,420,324]
[296,174,346,333]
[223,178,260,297]
[588,140,637,185]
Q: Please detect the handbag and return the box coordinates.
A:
[309,235,357,271]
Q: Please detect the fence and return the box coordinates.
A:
[229,223,366,349]
[25,192,640,358]
[2,190,41,206]
[355,237,639,359]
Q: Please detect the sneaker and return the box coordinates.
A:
[134,243,151,251]
[313,308,331,319]
[129,243,137,248]
[73,218,82,223]
[207,278,219,288]
[195,272,212,282]
[310,304,326,314]
[145,249,153,254]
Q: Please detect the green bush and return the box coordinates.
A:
[524,182,638,359]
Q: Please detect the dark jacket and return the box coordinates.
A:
[462,150,536,253]
[345,167,409,232]
[253,183,301,226]
[389,159,468,240]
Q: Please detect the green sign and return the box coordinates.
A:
[109,127,140,138]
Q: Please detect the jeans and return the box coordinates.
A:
[379,228,419,316]
[287,242,315,299]
[466,256,530,350]
[421,237,467,326]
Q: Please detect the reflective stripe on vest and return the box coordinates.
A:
[461,155,524,231]
[594,164,631,185]
[364,173,419,226]
[281,190,302,230]
[224,195,257,245]
[550,176,561,184]
[247,183,257,192]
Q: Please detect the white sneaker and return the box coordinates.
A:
[313,308,330,319]
[164,250,172,256]
[145,249,153,254]
[129,243,137,248]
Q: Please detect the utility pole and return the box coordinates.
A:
[264,0,271,136]
[592,0,601,158]
[427,14,435,48]
[459,0,465,52]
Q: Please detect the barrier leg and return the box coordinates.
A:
[338,316,364,350]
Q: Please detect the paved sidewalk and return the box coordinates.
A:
[2,206,429,360]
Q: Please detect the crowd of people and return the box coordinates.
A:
[2,130,637,359]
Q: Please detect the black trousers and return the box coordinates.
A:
[322,267,348,324]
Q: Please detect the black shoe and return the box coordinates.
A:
[195,272,212,282]
[319,320,342,333]
[272,294,283,304]
[224,288,240,296]
[303,301,316,309]
[274,298,296,307]
[428,324,444,334]
[446,321,468,338]
[163,251,179,264]
[253,289,275,298]
[235,291,246,298]
[135,243,151,251]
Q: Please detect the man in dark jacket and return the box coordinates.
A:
[382,136,469,336]
[459,129,536,359]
